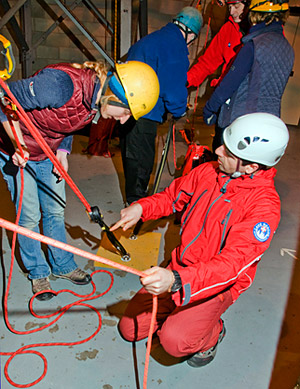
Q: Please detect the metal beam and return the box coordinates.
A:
[0,0,27,29]
[0,0,29,53]
[54,0,114,67]
[32,0,82,50]
[83,0,114,34]
[20,0,33,77]
[36,0,96,61]
[139,0,148,38]
[120,0,132,58]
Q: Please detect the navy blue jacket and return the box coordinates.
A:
[204,22,294,128]
[127,23,189,122]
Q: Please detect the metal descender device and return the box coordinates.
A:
[89,206,131,261]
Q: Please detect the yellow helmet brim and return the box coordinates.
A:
[250,1,289,12]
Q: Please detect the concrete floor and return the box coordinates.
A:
[0,111,299,389]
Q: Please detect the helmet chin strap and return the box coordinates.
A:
[231,158,245,178]
[92,74,112,124]
[173,21,197,44]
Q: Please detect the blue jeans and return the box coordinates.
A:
[0,152,78,280]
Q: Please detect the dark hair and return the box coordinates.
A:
[240,159,270,170]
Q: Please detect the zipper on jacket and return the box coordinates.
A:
[180,192,225,262]
[180,178,232,262]
[180,189,207,234]
[219,208,233,253]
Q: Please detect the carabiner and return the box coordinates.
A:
[0,35,16,80]
[88,206,131,260]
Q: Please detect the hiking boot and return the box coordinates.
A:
[32,277,55,301]
[187,320,226,368]
[53,268,91,285]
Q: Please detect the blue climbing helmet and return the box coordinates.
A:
[173,6,203,43]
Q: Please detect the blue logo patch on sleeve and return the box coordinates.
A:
[253,222,271,242]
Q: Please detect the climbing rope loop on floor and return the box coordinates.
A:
[0,77,157,389]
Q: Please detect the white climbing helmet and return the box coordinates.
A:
[223,112,289,166]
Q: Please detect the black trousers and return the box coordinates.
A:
[119,117,158,204]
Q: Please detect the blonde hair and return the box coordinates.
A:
[71,61,124,108]
[249,10,289,25]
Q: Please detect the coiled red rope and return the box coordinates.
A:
[0,217,157,387]
[0,77,157,388]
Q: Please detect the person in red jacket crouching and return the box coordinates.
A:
[111,112,289,367]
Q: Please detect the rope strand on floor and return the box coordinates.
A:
[0,76,157,388]
[0,217,157,388]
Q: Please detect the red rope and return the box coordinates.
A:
[143,295,158,389]
[3,270,112,388]
[0,78,91,212]
[0,218,157,387]
[0,78,157,387]
[0,219,145,277]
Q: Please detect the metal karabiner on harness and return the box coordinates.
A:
[0,35,16,81]
[0,35,18,121]
[88,206,131,261]
[0,87,19,121]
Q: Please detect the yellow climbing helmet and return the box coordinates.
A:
[115,61,160,120]
[249,0,289,12]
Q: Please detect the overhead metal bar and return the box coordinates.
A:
[83,0,114,34]
[19,0,33,77]
[0,0,27,29]
[139,0,148,38]
[120,0,132,58]
[0,0,133,77]
[36,0,96,64]
[32,0,83,51]
[54,0,115,67]
[0,0,29,53]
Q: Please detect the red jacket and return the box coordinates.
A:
[138,162,281,306]
[187,17,243,88]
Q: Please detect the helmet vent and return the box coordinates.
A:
[237,136,269,150]
[237,141,247,150]
[224,113,288,166]
[253,136,269,142]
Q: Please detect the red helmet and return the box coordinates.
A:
[227,0,248,4]
[217,0,248,5]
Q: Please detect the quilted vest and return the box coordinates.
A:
[218,23,294,129]
[21,63,97,160]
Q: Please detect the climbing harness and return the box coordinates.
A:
[0,46,157,388]
[0,76,130,260]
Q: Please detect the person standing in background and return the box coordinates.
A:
[203,0,294,149]
[119,7,203,205]
[187,0,250,152]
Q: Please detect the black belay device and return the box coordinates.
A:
[89,206,131,261]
